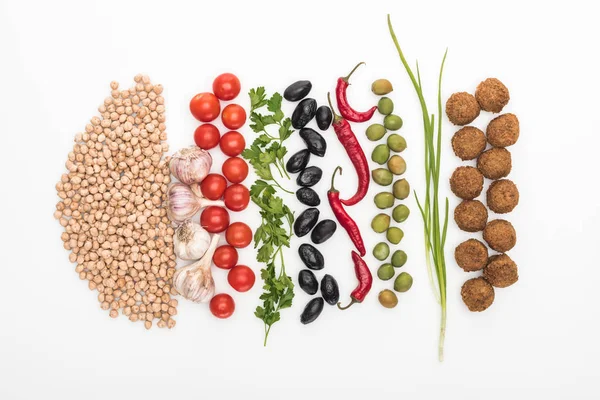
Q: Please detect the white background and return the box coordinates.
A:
[1,0,599,399]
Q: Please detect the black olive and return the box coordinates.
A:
[293,208,320,237]
[284,80,312,102]
[298,243,324,270]
[285,149,310,174]
[296,166,322,187]
[298,269,318,295]
[316,105,333,131]
[299,128,327,157]
[291,98,317,129]
[311,219,337,244]
[300,297,324,325]
[296,187,320,206]
[320,274,340,305]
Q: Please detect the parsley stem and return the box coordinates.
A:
[272,160,285,179]
[272,177,293,195]
[279,158,290,180]
[264,325,272,346]
[261,129,278,140]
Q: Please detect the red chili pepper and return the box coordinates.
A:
[338,251,373,310]
[335,62,377,123]
[327,166,366,256]
[327,93,370,206]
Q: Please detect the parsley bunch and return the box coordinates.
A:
[242,87,295,346]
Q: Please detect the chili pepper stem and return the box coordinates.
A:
[327,92,342,123]
[337,298,357,310]
[330,166,343,191]
[343,61,366,82]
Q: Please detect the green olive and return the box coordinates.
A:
[371,79,393,95]
[394,272,413,293]
[377,97,394,115]
[366,124,387,141]
[392,204,410,223]
[373,242,390,260]
[387,155,406,175]
[374,192,395,209]
[371,213,391,233]
[393,179,410,200]
[372,168,393,186]
[386,227,404,244]
[378,289,398,308]
[377,263,395,281]
[391,250,408,268]
[371,144,390,165]
[384,114,403,131]
[387,134,407,152]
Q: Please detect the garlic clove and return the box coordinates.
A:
[172,234,220,303]
[170,146,212,185]
[174,220,211,260]
[166,183,225,225]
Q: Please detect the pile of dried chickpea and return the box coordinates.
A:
[54,75,178,329]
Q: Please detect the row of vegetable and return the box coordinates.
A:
[446,77,520,313]
[55,15,521,361]
[283,82,340,325]
[366,82,413,308]
[168,73,255,319]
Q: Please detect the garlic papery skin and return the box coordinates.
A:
[173,234,220,303]
[166,183,224,224]
[170,146,212,185]
[174,220,211,260]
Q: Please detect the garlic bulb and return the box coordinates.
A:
[170,146,212,185]
[166,183,224,224]
[173,219,211,260]
[172,234,220,303]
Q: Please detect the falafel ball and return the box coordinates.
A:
[487,113,520,147]
[477,147,512,179]
[454,200,488,232]
[487,179,519,214]
[451,126,487,160]
[446,92,481,126]
[450,166,484,200]
[483,219,516,252]
[475,78,510,113]
[484,254,518,288]
[455,239,489,272]
[461,277,495,312]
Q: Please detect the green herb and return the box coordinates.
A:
[242,87,295,346]
[388,15,449,361]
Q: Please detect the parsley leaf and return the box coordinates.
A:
[242,87,296,346]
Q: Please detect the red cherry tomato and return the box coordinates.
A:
[200,206,230,233]
[209,294,235,319]
[194,123,220,150]
[212,73,241,101]
[222,157,248,184]
[190,92,220,122]
[227,265,255,292]
[226,222,252,248]
[221,104,246,130]
[200,174,227,200]
[219,131,246,157]
[213,245,238,270]
[224,184,250,212]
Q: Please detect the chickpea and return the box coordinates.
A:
[54,75,176,328]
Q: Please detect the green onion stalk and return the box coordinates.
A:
[387,14,449,361]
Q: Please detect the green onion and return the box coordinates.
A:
[387,14,449,361]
